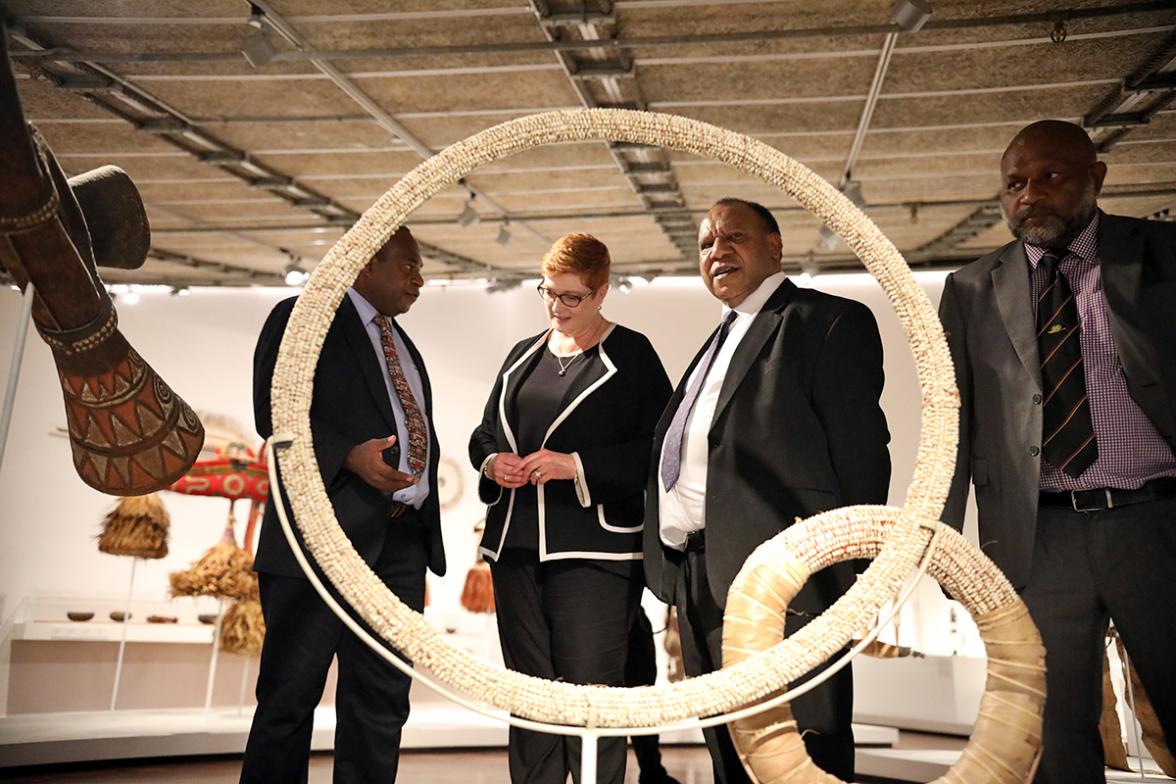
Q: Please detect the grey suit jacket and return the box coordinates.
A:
[939,212,1176,588]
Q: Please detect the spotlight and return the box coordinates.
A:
[890,0,932,32]
[242,27,277,67]
[284,262,308,287]
[841,179,865,207]
[486,277,523,294]
[800,253,820,280]
[616,276,632,293]
[121,289,141,306]
[816,225,841,251]
[458,197,480,228]
[171,286,191,297]
[496,222,512,246]
[241,6,277,68]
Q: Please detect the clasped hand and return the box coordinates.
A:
[489,449,575,488]
[345,436,418,493]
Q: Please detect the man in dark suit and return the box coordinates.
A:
[939,120,1176,783]
[241,226,446,783]
[644,198,891,782]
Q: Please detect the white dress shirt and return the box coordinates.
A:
[346,288,431,509]
[658,271,786,548]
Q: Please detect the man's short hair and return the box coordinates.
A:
[714,198,780,235]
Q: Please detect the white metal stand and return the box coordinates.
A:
[579,732,598,783]
[1121,644,1147,780]
[265,435,942,784]
[0,281,35,474]
[204,598,225,710]
[110,556,138,711]
[237,657,252,716]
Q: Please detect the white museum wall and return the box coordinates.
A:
[0,267,983,718]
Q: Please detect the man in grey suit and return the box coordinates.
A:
[939,120,1176,783]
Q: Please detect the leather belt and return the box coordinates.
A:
[1039,476,1176,512]
[684,529,706,552]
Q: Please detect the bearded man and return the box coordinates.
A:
[939,120,1176,783]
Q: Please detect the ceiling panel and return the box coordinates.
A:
[4,0,1173,286]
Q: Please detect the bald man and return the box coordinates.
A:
[939,120,1176,782]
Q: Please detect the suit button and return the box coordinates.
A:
[1030,446,1040,457]
[1032,394,1043,405]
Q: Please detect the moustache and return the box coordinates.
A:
[1012,207,1059,224]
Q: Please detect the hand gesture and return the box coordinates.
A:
[487,452,529,489]
[517,449,576,485]
[345,436,418,493]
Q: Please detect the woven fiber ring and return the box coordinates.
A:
[724,505,1045,783]
[269,109,960,730]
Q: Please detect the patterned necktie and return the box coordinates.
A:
[376,316,428,477]
[660,310,738,492]
[1036,251,1097,478]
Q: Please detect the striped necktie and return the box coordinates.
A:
[376,316,428,477]
[1036,250,1097,478]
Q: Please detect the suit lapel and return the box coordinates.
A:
[1097,213,1157,386]
[543,324,618,445]
[1098,213,1144,323]
[338,297,399,434]
[991,243,1042,391]
[498,332,547,453]
[712,278,794,424]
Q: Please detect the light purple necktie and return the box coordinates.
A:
[660,310,738,492]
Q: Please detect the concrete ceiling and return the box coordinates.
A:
[5,0,1176,288]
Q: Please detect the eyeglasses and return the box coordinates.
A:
[537,284,595,308]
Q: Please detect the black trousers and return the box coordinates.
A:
[626,608,667,777]
[240,522,427,784]
[1023,496,1176,784]
[489,550,643,784]
[675,547,855,783]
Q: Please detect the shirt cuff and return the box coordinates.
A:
[479,453,497,478]
[572,451,591,508]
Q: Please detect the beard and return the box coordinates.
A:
[1005,180,1098,247]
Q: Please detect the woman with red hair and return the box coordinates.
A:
[470,233,671,783]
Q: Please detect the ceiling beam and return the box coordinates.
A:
[11,2,1173,63]
[245,0,552,249]
[1085,29,1176,152]
[145,182,1176,234]
[4,27,503,278]
[527,0,696,260]
[910,28,1176,257]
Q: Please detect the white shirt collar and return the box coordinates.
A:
[346,287,383,326]
[722,270,787,318]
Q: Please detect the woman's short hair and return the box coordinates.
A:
[540,233,610,291]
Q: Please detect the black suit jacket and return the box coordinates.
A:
[940,212,1176,587]
[470,324,671,561]
[644,278,891,612]
[252,295,446,579]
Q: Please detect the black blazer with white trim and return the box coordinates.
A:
[469,324,672,562]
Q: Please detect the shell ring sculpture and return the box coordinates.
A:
[269,109,1045,783]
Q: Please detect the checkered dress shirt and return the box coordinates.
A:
[1025,213,1176,491]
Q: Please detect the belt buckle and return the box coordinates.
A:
[1070,489,1112,512]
